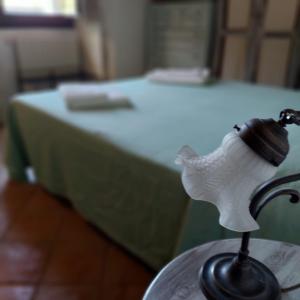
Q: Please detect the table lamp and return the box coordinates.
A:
[176,109,300,300]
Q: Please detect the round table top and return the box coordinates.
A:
[143,239,300,300]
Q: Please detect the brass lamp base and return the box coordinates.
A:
[199,253,281,300]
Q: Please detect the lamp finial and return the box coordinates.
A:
[278,109,300,127]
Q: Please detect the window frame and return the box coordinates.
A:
[0,2,76,28]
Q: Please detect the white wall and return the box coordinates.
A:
[0,28,79,122]
[0,29,80,76]
[100,0,148,79]
[78,21,104,79]
[0,0,149,119]
[77,0,105,79]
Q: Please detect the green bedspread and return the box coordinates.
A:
[5,78,300,270]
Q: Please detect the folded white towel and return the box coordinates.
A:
[58,83,132,110]
[146,68,210,85]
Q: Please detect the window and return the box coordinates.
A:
[2,0,77,17]
[0,0,77,28]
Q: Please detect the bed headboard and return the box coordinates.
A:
[146,1,215,70]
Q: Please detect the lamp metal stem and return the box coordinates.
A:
[238,173,300,263]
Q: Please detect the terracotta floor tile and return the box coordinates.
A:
[0,241,49,283]
[34,285,98,300]
[102,244,154,286]
[98,285,123,300]
[3,186,65,243]
[0,187,30,240]
[97,285,148,300]
[58,212,96,239]
[58,211,112,250]
[43,239,108,284]
[4,214,62,243]
[2,181,36,201]
[0,207,18,239]
[0,181,36,215]
[0,285,35,300]
[124,285,148,300]
[22,189,66,219]
[0,181,38,239]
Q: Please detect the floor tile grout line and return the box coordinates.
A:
[96,241,119,298]
[0,185,39,243]
[29,204,111,299]
[29,209,66,300]
[0,181,153,298]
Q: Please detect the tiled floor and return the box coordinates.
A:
[0,131,154,299]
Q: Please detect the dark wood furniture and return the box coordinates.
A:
[147,1,214,70]
[213,0,300,87]
[143,239,300,300]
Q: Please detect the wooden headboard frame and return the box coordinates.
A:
[212,0,300,87]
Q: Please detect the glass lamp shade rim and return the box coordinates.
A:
[176,131,277,232]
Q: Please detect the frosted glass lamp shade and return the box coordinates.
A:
[175,131,278,232]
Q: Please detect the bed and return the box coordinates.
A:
[5,78,300,270]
